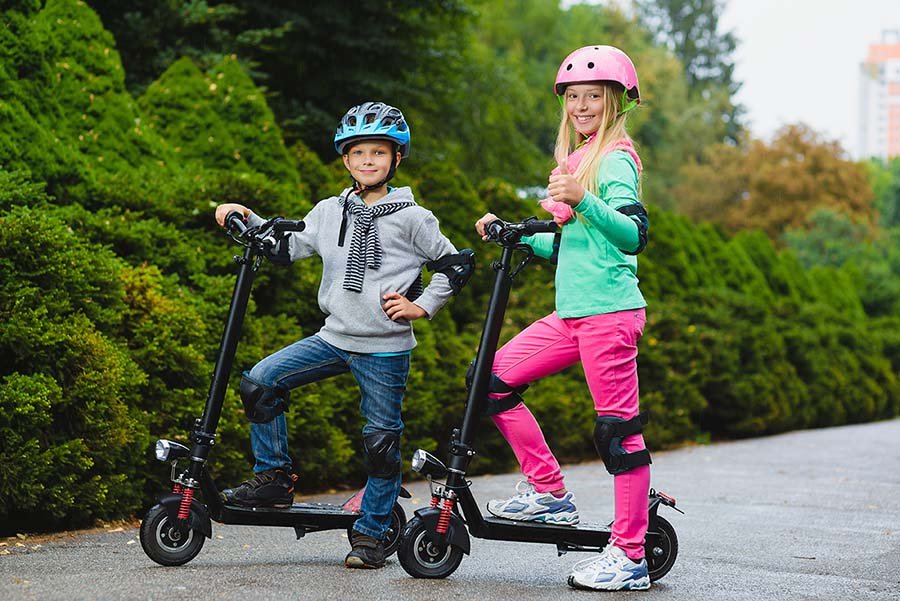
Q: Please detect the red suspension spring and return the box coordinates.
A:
[172,484,183,494]
[436,497,455,534]
[430,495,440,508]
[177,487,194,520]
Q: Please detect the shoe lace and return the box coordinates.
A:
[513,480,536,497]
[241,469,287,488]
[241,472,271,488]
[571,540,623,572]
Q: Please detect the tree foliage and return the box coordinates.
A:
[635,0,743,142]
[0,0,896,535]
[673,125,876,239]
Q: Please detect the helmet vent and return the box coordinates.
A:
[566,63,573,71]
[587,62,594,69]
[334,101,411,158]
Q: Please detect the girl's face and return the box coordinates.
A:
[564,84,607,137]
[342,140,401,188]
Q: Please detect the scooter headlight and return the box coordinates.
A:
[411,449,428,472]
[154,439,190,462]
[155,439,172,461]
[410,449,448,478]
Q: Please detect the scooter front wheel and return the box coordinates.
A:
[140,504,205,566]
[397,516,464,578]
[646,515,678,581]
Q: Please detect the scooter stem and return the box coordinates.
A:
[449,245,515,474]
[189,245,258,477]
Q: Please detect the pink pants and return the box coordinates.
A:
[489,309,649,560]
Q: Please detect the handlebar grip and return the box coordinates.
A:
[522,219,558,235]
[225,211,247,235]
[273,219,306,234]
[485,219,506,241]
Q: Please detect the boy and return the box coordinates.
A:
[214,101,472,568]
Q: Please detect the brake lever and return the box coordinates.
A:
[509,244,534,279]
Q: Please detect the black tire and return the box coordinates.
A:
[140,504,205,566]
[645,515,678,581]
[346,502,407,557]
[384,503,407,556]
[397,515,464,579]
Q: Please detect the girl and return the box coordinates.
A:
[474,45,652,591]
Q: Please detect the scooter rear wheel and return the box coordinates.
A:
[140,504,205,566]
[346,502,407,556]
[397,516,464,579]
[645,515,678,581]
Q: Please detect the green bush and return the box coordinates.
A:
[0,207,149,531]
[1,0,896,534]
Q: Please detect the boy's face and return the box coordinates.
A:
[342,140,401,189]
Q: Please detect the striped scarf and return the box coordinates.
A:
[341,196,415,293]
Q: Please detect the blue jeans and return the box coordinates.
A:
[247,334,409,540]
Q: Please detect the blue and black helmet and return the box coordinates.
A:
[334,101,411,158]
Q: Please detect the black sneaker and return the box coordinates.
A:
[224,468,296,508]
[344,530,386,569]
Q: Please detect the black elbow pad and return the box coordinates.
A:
[265,237,293,266]
[548,232,562,265]
[616,203,649,255]
[425,249,475,295]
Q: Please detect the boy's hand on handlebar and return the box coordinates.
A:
[475,213,500,241]
[382,292,427,322]
[215,203,251,227]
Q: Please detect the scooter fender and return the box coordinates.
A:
[157,493,213,539]
[413,507,470,555]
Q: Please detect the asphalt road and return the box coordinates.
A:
[2,419,899,600]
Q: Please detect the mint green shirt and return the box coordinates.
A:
[524,150,646,318]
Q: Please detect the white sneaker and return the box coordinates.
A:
[568,543,651,591]
[486,481,579,525]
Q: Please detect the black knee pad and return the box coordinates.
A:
[363,430,401,478]
[465,360,528,416]
[239,371,290,423]
[593,412,652,475]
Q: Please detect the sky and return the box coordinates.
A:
[718,0,899,157]
[568,0,899,158]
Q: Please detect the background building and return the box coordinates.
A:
[859,30,900,159]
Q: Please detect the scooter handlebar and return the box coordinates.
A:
[522,219,558,235]
[272,219,306,234]
[225,210,247,236]
[485,217,557,245]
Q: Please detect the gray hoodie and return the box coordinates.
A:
[248,186,457,353]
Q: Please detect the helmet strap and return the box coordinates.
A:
[347,144,401,197]
[619,90,638,116]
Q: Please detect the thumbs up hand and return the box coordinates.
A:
[548,160,585,207]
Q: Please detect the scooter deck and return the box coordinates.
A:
[477,515,669,555]
[477,515,612,549]
[218,501,359,530]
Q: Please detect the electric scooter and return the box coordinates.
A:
[140,212,409,567]
[396,217,681,581]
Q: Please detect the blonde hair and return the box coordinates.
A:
[553,83,632,197]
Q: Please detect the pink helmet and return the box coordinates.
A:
[554,45,640,105]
